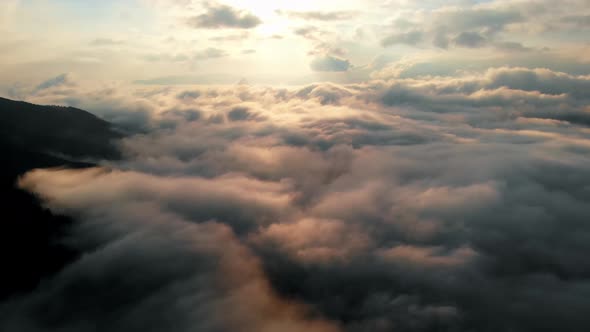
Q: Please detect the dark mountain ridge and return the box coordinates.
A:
[0,97,122,299]
[0,97,122,160]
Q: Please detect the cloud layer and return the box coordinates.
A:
[4,64,590,331]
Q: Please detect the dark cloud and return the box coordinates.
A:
[227,106,255,121]
[277,10,357,21]
[310,55,351,72]
[208,32,250,41]
[292,24,352,61]
[143,53,190,62]
[434,7,524,34]
[294,26,317,37]
[377,1,590,50]
[432,29,450,48]
[560,14,590,28]
[295,83,354,105]
[381,30,423,47]
[142,48,228,63]
[193,47,228,60]
[90,38,125,46]
[453,31,488,48]
[494,41,532,52]
[187,4,261,29]
[34,73,72,92]
[176,90,201,100]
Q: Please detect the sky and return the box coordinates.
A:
[1,0,589,87]
[2,1,590,332]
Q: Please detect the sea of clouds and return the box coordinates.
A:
[3,65,590,331]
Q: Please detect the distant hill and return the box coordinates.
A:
[0,97,123,300]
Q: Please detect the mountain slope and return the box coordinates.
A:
[0,97,122,160]
[0,97,122,299]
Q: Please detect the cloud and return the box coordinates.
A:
[208,31,250,41]
[34,73,73,92]
[193,47,228,60]
[378,245,477,268]
[433,7,524,34]
[187,4,261,29]
[371,66,590,121]
[251,218,371,264]
[381,30,423,47]
[494,41,532,52]
[6,170,339,332]
[453,31,488,48]
[90,38,125,46]
[142,48,228,63]
[6,64,590,331]
[378,5,524,48]
[176,90,201,100]
[295,83,354,105]
[376,0,590,51]
[310,55,351,72]
[560,14,590,28]
[277,10,357,21]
